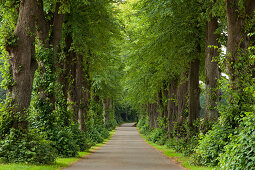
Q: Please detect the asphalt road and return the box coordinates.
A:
[64,123,185,170]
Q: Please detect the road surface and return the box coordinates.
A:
[64,123,184,170]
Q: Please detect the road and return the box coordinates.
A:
[64,123,185,170]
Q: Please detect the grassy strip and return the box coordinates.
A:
[0,130,116,170]
[138,130,214,170]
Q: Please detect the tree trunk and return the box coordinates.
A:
[167,81,178,137]
[65,33,80,122]
[175,72,188,138]
[226,0,244,85]
[68,58,78,122]
[205,15,220,123]
[32,1,64,127]
[35,0,50,47]
[6,0,38,130]
[147,103,157,128]
[52,2,64,54]
[162,83,168,127]
[83,82,90,125]
[103,97,110,124]
[147,103,152,128]
[76,54,85,131]
[188,59,201,134]
[153,103,159,128]
[176,72,188,125]
[157,90,164,118]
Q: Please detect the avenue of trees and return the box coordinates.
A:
[0,0,254,169]
[0,0,127,164]
[120,0,255,169]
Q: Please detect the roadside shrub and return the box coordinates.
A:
[0,129,56,164]
[165,136,198,156]
[87,125,104,145]
[48,127,79,157]
[147,128,168,145]
[191,123,233,166]
[166,137,186,152]
[218,112,255,170]
[96,124,110,139]
[70,124,92,151]
[137,115,150,135]
[105,116,117,131]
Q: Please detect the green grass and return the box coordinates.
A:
[138,130,214,170]
[0,129,116,170]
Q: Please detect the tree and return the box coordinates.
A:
[5,0,39,131]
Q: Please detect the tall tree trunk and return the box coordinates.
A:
[6,0,38,130]
[226,0,245,86]
[83,82,90,125]
[188,59,201,135]
[103,97,110,125]
[147,103,157,128]
[225,0,255,84]
[52,2,65,106]
[76,54,85,131]
[176,72,188,125]
[68,55,78,122]
[153,103,159,128]
[35,0,50,47]
[175,72,188,138]
[162,83,168,127]
[157,90,164,118]
[32,1,64,128]
[225,0,255,128]
[205,15,220,123]
[167,81,178,137]
[52,2,64,54]
[246,1,255,78]
[147,103,152,128]
[82,58,91,127]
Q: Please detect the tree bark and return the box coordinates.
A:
[205,15,220,122]
[6,0,38,130]
[245,0,255,78]
[52,2,64,54]
[103,97,110,124]
[147,103,153,128]
[176,72,188,125]
[157,90,164,118]
[167,81,178,137]
[226,0,244,85]
[162,83,168,126]
[188,59,201,133]
[68,52,78,122]
[76,54,85,131]
[147,103,157,128]
[35,0,50,47]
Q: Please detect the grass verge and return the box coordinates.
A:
[0,130,116,170]
[138,129,214,170]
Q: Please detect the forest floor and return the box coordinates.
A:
[64,123,184,170]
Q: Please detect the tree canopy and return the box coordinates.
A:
[0,0,254,169]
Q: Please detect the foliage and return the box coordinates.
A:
[137,115,150,135]
[191,123,233,166]
[166,136,198,157]
[105,113,117,131]
[147,128,168,146]
[0,129,56,164]
[70,124,92,151]
[218,112,255,170]
[47,127,79,158]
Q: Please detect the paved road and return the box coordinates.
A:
[64,123,184,170]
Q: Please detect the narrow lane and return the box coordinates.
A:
[64,123,184,170]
